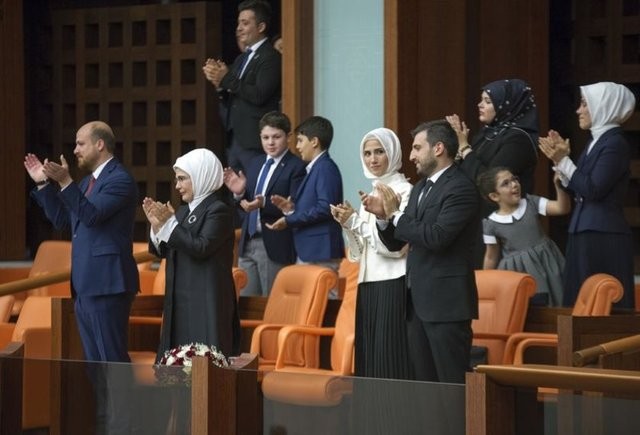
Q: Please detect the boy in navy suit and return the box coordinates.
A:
[223,111,306,295]
[268,116,345,295]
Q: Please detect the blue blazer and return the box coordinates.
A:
[238,151,306,264]
[32,158,140,297]
[285,153,345,262]
[567,127,631,234]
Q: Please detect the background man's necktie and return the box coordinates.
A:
[247,158,274,237]
[418,179,434,206]
[238,48,253,79]
[85,176,96,197]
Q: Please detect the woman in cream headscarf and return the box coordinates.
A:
[331,128,412,379]
[539,82,636,308]
[143,148,240,360]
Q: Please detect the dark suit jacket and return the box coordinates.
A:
[32,158,139,297]
[150,190,240,357]
[238,151,306,264]
[379,165,480,322]
[567,127,631,234]
[219,40,281,151]
[286,153,345,262]
[461,127,538,194]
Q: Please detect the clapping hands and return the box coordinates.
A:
[539,130,570,164]
[142,197,175,233]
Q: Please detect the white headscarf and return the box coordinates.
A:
[173,148,223,210]
[581,82,636,143]
[359,128,403,185]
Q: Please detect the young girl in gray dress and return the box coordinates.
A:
[477,167,571,306]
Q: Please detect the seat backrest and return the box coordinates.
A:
[29,240,72,297]
[152,259,167,295]
[0,295,15,322]
[472,270,537,335]
[338,258,359,300]
[232,267,248,299]
[12,296,52,345]
[259,265,336,362]
[133,242,154,272]
[572,273,623,316]
[329,279,356,375]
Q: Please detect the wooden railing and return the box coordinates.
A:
[0,251,157,297]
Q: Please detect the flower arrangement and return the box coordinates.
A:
[155,342,229,385]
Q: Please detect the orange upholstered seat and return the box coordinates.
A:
[472,270,537,365]
[503,273,624,365]
[247,264,336,372]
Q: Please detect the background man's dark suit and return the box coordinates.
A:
[379,165,480,383]
[219,40,281,171]
[238,150,306,264]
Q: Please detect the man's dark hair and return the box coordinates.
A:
[410,119,459,158]
[239,0,272,33]
[295,116,334,150]
[259,111,291,134]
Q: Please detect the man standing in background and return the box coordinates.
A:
[203,0,281,174]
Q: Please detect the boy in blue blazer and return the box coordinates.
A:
[268,116,345,290]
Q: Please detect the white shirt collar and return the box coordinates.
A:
[92,157,113,180]
[488,198,527,223]
[247,37,267,53]
[305,150,326,173]
[426,164,452,184]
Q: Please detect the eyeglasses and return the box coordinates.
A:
[175,175,191,184]
[498,176,520,189]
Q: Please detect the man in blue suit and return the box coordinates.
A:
[269,116,345,293]
[24,121,139,363]
[224,111,306,296]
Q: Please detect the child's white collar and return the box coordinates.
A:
[488,198,527,223]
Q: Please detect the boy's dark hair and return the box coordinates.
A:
[259,111,291,134]
[239,0,272,33]
[477,166,510,202]
[295,116,334,150]
[410,119,459,158]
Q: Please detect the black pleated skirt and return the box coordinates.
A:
[354,276,411,379]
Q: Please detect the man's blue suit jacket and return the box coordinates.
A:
[32,158,140,297]
[238,151,306,264]
[285,152,344,262]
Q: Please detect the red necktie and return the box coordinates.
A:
[85,176,96,197]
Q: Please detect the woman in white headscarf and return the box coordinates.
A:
[331,128,413,379]
[143,148,240,360]
[539,82,637,309]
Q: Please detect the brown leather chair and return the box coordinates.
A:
[472,270,537,365]
[503,273,624,365]
[247,264,336,372]
[260,274,356,406]
[0,296,53,429]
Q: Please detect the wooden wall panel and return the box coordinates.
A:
[0,0,27,260]
[385,0,549,189]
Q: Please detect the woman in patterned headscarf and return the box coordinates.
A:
[143,148,240,360]
[330,127,413,380]
[539,82,636,309]
[447,78,540,194]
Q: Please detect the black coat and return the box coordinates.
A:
[152,190,240,360]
